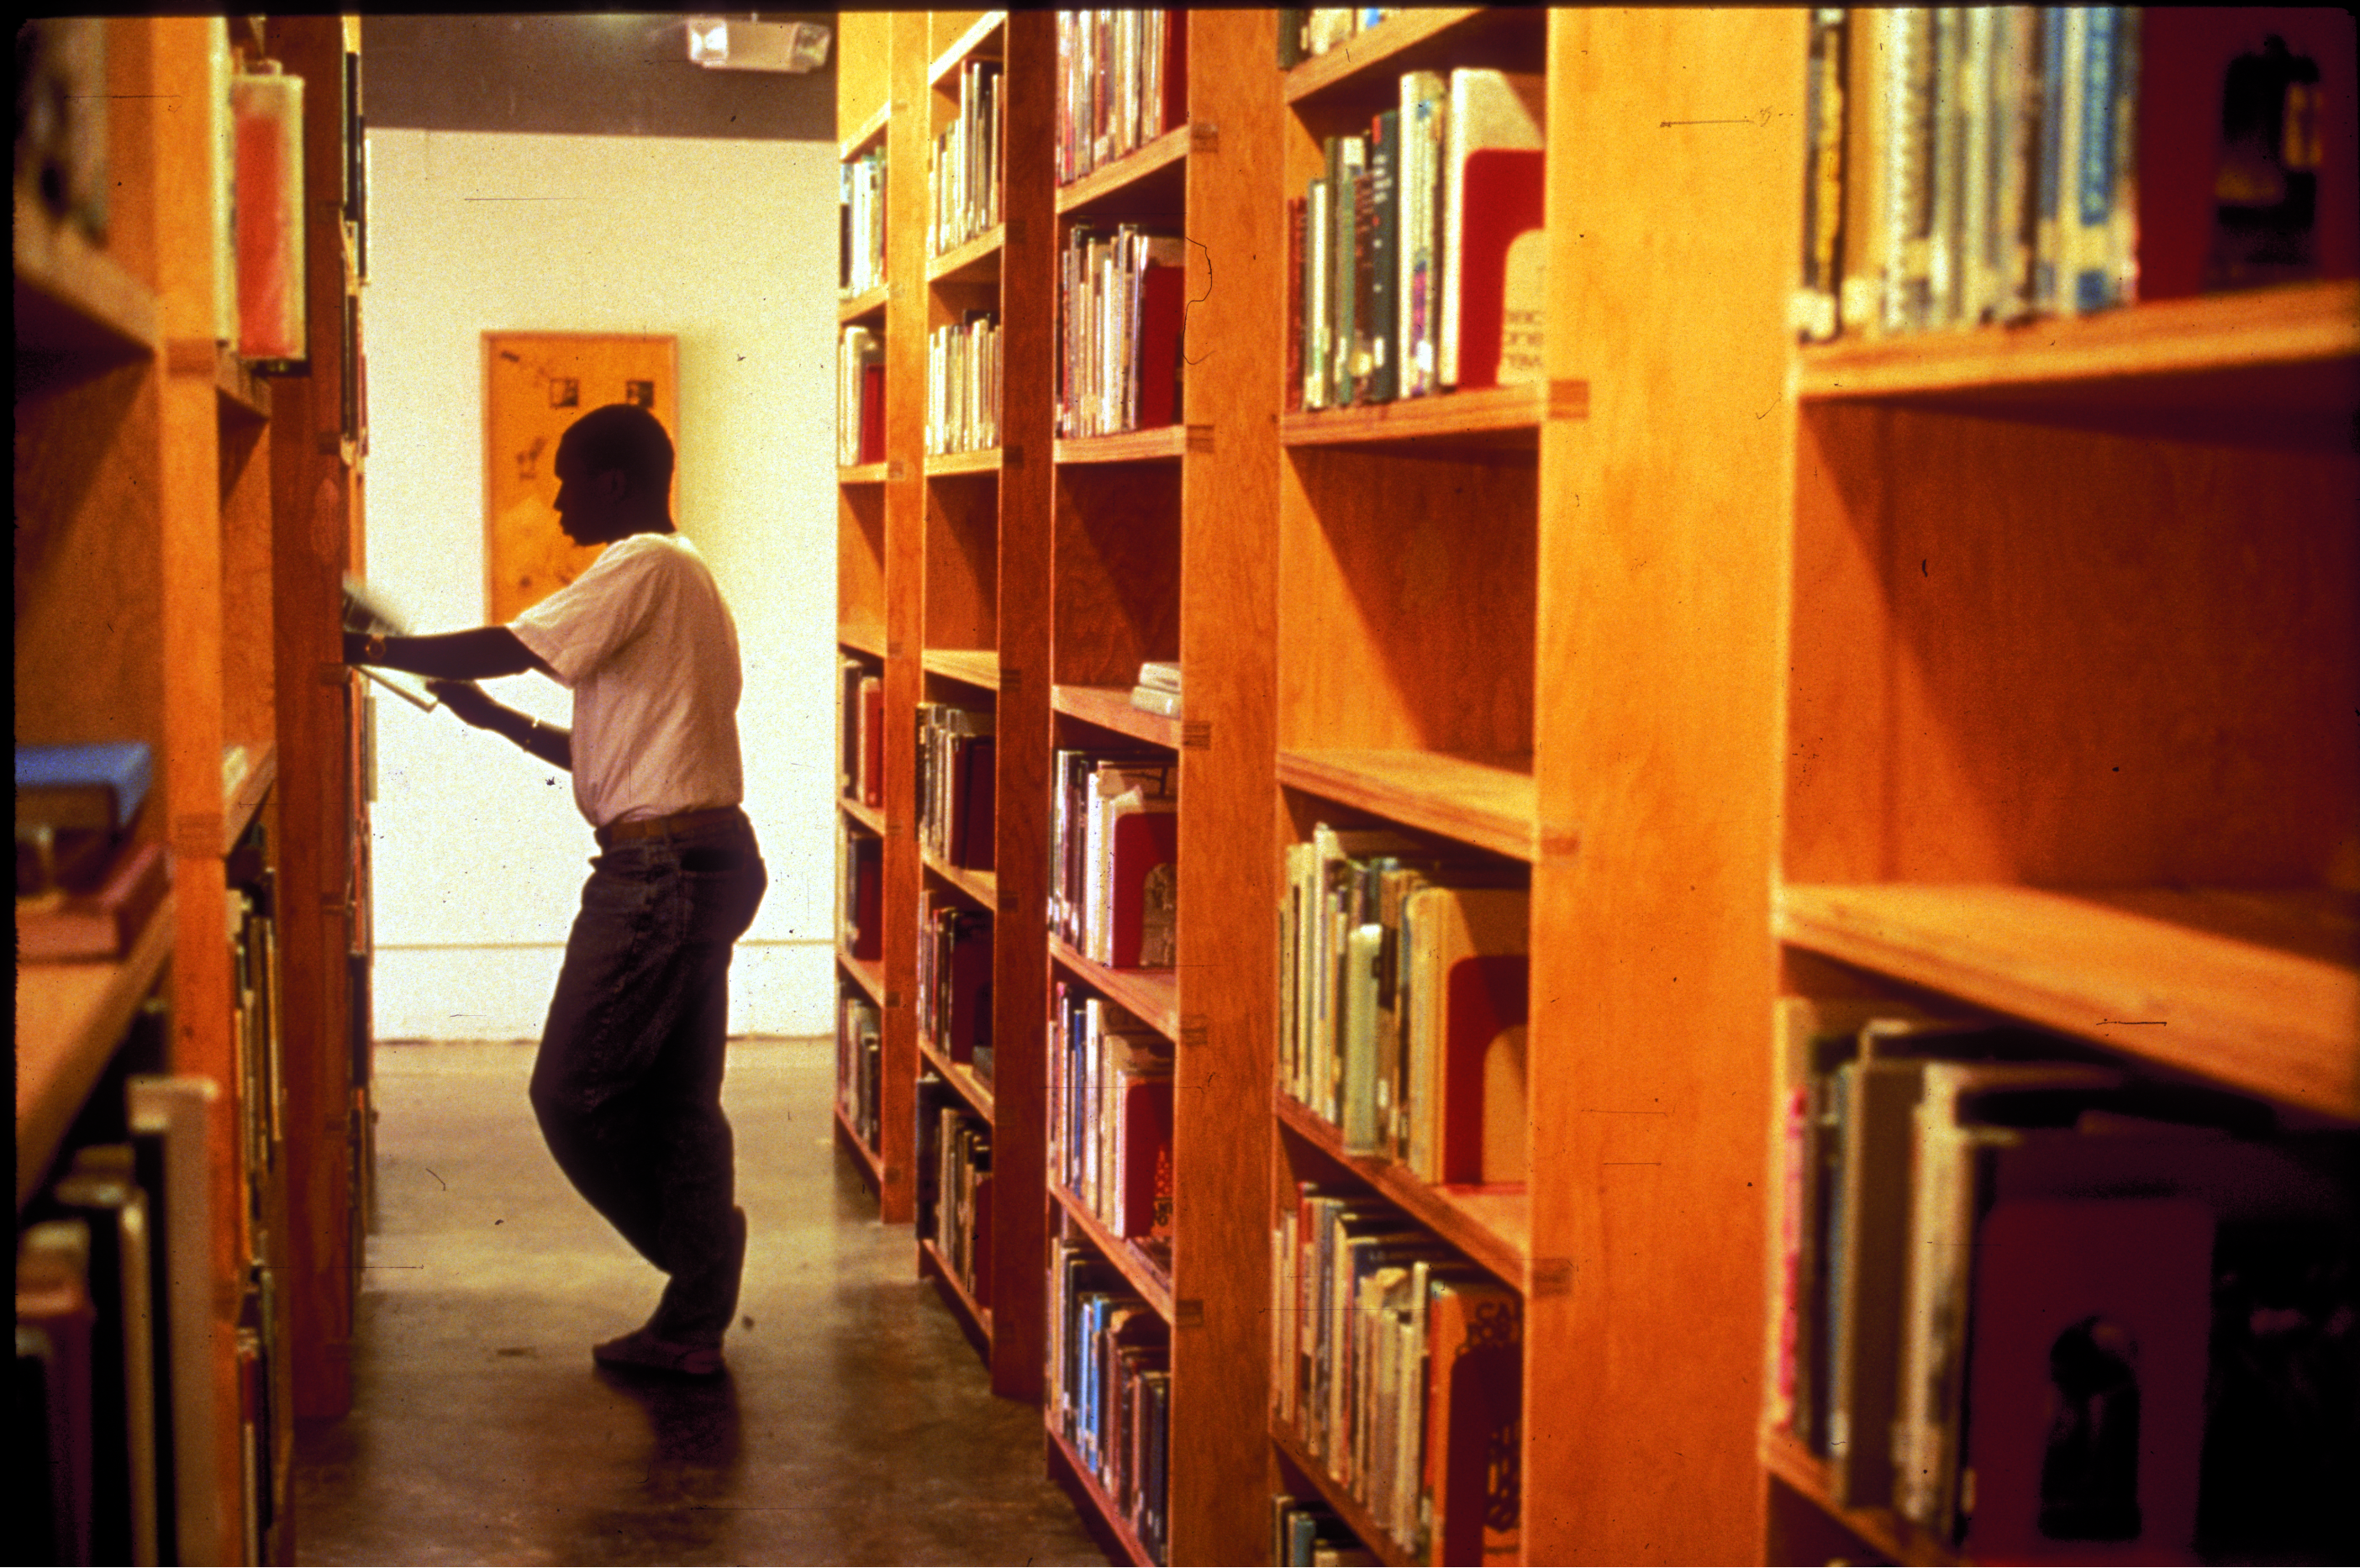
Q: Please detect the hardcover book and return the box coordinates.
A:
[1441,69,1545,390]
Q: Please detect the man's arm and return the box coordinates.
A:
[427,681,572,771]
[343,625,553,681]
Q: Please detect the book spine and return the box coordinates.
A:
[1794,9,1846,343]
[2068,7,2120,314]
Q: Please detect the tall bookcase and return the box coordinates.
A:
[830,10,2359,1566]
[16,14,370,1561]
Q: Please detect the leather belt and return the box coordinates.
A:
[595,805,742,850]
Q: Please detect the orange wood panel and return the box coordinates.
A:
[1169,12,1285,1564]
[835,11,892,147]
[1051,464,1182,687]
[219,405,276,753]
[839,480,888,635]
[481,332,678,624]
[925,471,999,652]
[1528,10,1804,1563]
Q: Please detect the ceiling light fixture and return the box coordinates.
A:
[686,17,831,74]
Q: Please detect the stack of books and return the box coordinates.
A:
[1058,225,1186,438]
[930,57,1004,258]
[17,742,168,963]
[1054,10,1187,186]
[1290,67,1545,412]
[926,313,1002,456]
[915,892,993,1081]
[1129,660,1181,719]
[916,700,995,869]
[1272,1185,1523,1565]
[1051,1238,1172,1563]
[1281,825,1530,1183]
[839,145,887,297]
[1052,752,1177,968]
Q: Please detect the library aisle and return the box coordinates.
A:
[292,1039,1109,1566]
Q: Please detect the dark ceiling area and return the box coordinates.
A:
[361,13,837,141]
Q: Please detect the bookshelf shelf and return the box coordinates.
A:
[1776,884,2360,1121]
[927,9,1004,86]
[1280,380,1578,451]
[840,792,886,838]
[1052,1183,1176,1323]
[839,99,890,162]
[1046,1418,1157,1568]
[927,224,1004,286]
[222,742,279,855]
[838,282,891,325]
[837,460,890,486]
[1283,6,1546,109]
[1759,1429,1959,1568]
[14,895,176,1211]
[925,445,1003,477]
[1052,684,1182,750]
[1277,750,1538,861]
[1051,939,1181,1044]
[1055,122,1189,218]
[921,645,999,691]
[214,345,272,423]
[1270,1426,1417,1568]
[13,186,159,358]
[1275,1095,1533,1292]
[919,1234,994,1344]
[918,1034,995,1125]
[921,846,997,911]
[1793,279,2360,418]
[838,945,885,1008]
[1054,424,1188,466]
[834,1100,888,1189]
[838,623,888,660]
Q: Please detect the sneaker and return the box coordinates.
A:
[592,1327,724,1378]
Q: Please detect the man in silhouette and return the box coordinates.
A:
[345,403,762,1377]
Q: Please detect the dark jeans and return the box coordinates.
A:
[529,808,766,1346]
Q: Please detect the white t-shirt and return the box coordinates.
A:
[508,532,745,829]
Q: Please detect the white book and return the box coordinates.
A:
[1399,71,1446,397]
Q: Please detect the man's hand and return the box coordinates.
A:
[428,680,503,731]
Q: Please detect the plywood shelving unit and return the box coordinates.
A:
[15,14,371,1560]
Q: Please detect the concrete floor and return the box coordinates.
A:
[293,1039,1110,1566]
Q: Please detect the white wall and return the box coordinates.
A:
[362,128,839,1039]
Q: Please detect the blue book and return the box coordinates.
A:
[2073,7,2123,313]
[2032,7,2068,313]
[16,741,154,834]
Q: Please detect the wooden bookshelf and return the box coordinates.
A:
[928,224,1004,286]
[1055,122,1189,217]
[838,946,885,1008]
[1270,1427,1416,1568]
[921,645,999,690]
[927,9,1004,87]
[837,460,889,486]
[1279,379,1576,451]
[840,792,887,839]
[839,97,890,162]
[1051,940,1183,1044]
[1277,750,1538,861]
[1046,1418,1157,1568]
[917,1034,996,1126]
[15,15,370,1555]
[925,444,1003,476]
[921,846,997,912]
[1051,1184,1175,1324]
[1055,424,1189,466]
[838,282,890,325]
[1778,884,2360,1120]
[1281,7,1544,108]
[1273,1097,1533,1293]
[15,897,177,1210]
[834,1101,888,1189]
[1759,1428,1959,1568]
[1052,684,1183,750]
[839,623,888,660]
[919,1235,993,1348]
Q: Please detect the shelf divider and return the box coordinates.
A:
[1051,939,1181,1043]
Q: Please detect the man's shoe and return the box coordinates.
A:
[592,1327,724,1378]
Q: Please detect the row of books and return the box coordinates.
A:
[1291,68,1545,413]
[1794,8,2353,345]
[839,145,887,299]
[1048,983,1173,1249]
[1277,8,1404,70]
[835,989,883,1150]
[916,1085,993,1309]
[1272,1181,1523,1566]
[1280,825,1530,1185]
[836,327,886,467]
[17,741,171,962]
[1054,9,1186,187]
[916,699,995,871]
[930,57,1004,259]
[916,894,993,1082]
[1269,1496,1376,1567]
[1058,224,1186,439]
[926,313,1003,458]
[15,1013,271,1567]
[839,657,885,811]
[1773,999,2359,1560]
[1052,751,1177,968]
[1050,1235,1172,1564]
[839,827,882,963]
[227,861,284,1244]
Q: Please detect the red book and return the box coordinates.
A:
[1160,11,1188,139]
[1962,1199,2215,1564]
[947,913,993,1063]
[1107,808,1179,968]
[1135,260,1187,429]
[859,676,884,809]
[1425,1271,1523,1566]
[18,839,169,962]
[1452,148,1546,391]
[859,362,887,463]
[956,735,996,871]
[850,837,882,962]
[1284,196,1307,413]
[1117,1075,1173,1239]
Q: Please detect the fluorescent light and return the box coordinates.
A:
[685,18,831,74]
